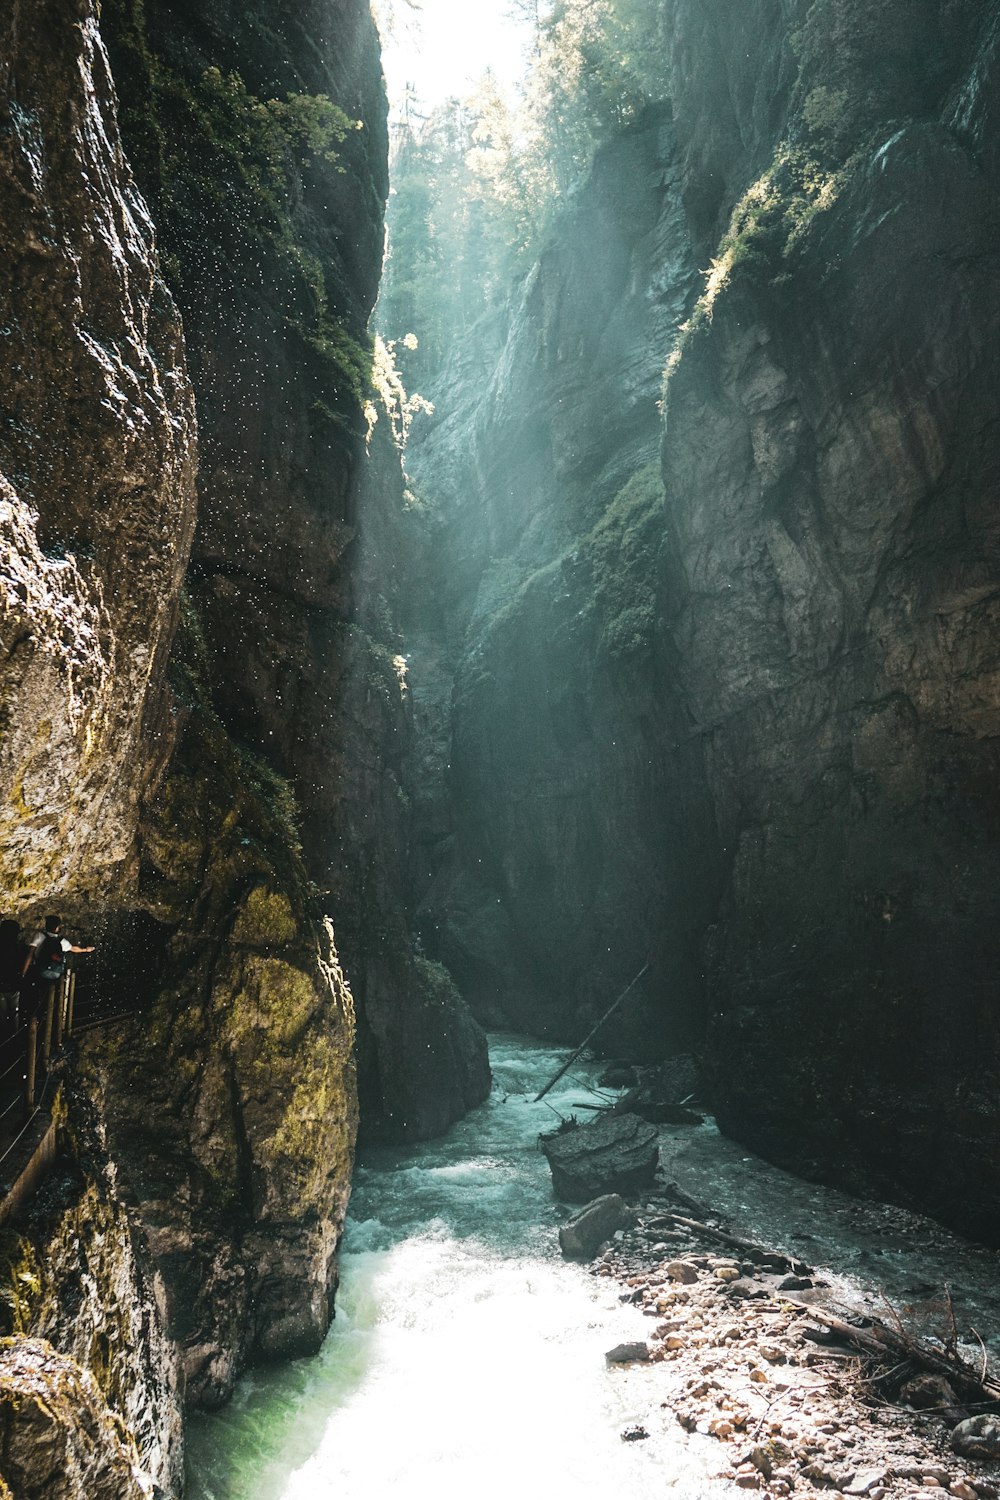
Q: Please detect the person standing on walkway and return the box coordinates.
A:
[0,920,23,1035]
[22,916,95,1010]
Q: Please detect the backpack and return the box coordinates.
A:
[35,933,65,983]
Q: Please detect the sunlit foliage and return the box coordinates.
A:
[378,0,666,387]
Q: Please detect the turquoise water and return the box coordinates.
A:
[184,1036,727,1499]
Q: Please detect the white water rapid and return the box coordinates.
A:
[185,1035,730,1499]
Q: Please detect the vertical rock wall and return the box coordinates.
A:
[0,0,194,1490]
[0,0,197,911]
[659,0,1000,1237]
[99,0,489,1151]
[404,0,1000,1240]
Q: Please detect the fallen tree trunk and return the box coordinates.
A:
[645,1211,808,1274]
[534,963,649,1102]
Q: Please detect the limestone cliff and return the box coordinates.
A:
[404,0,1000,1239]
[660,0,1000,1240]
[0,1,195,1487]
[102,0,489,1149]
[0,0,197,912]
[0,0,424,1485]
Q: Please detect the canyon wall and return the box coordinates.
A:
[0,0,197,914]
[0,1,195,1488]
[102,0,489,1147]
[405,0,1000,1240]
[0,0,486,1489]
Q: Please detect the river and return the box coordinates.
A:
[184,1034,729,1499]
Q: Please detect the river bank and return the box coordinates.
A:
[183,1039,1000,1500]
[586,1119,1000,1500]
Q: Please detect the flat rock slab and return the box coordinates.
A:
[541,1112,659,1202]
[559,1193,632,1259]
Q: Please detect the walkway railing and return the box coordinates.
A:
[0,967,144,1210]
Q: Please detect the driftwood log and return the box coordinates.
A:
[637,1201,1000,1412]
[804,1308,1000,1407]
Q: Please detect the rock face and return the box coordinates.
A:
[0,1338,155,1500]
[77,664,359,1408]
[0,1100,183,1495]
[541,1114,659,1202]
[404,3,1000,1238]
[0,0,197,911]
[101,0,489,1146]
[658,0,1000,1240]
[325,414,491,1141]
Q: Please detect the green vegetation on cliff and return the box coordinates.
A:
[103,0,374,422]
[587,463,664,663]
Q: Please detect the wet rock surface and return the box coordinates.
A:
[0,1107,184,1494]
[0,0,197,912]
[103,0,489,1150]
[560,1194,634,1260]
[0,1337,154,1500]
[542,1112,659,1201]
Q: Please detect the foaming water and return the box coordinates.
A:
[185,1036,729,1499]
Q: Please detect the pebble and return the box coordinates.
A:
[602,1213,990,1500]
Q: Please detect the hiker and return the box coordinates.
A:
[0,920,22,1035]
[22,916,94,1013]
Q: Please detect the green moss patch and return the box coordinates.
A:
[586,462,665,663]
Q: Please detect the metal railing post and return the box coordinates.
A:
[25,1019,37,1115]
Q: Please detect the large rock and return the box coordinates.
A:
[0,1339,154,1500]
[0,1152,183,1496]
[558,1194,633,1259]
[542,1113,659,1203]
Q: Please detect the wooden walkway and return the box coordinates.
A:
[0,969,93,1225]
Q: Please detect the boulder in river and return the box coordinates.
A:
[541,1112,659,1202]
[558,1194,633,1259]
[605,1343,650,1364]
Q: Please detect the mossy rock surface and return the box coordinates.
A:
[0,1337,154,1499]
